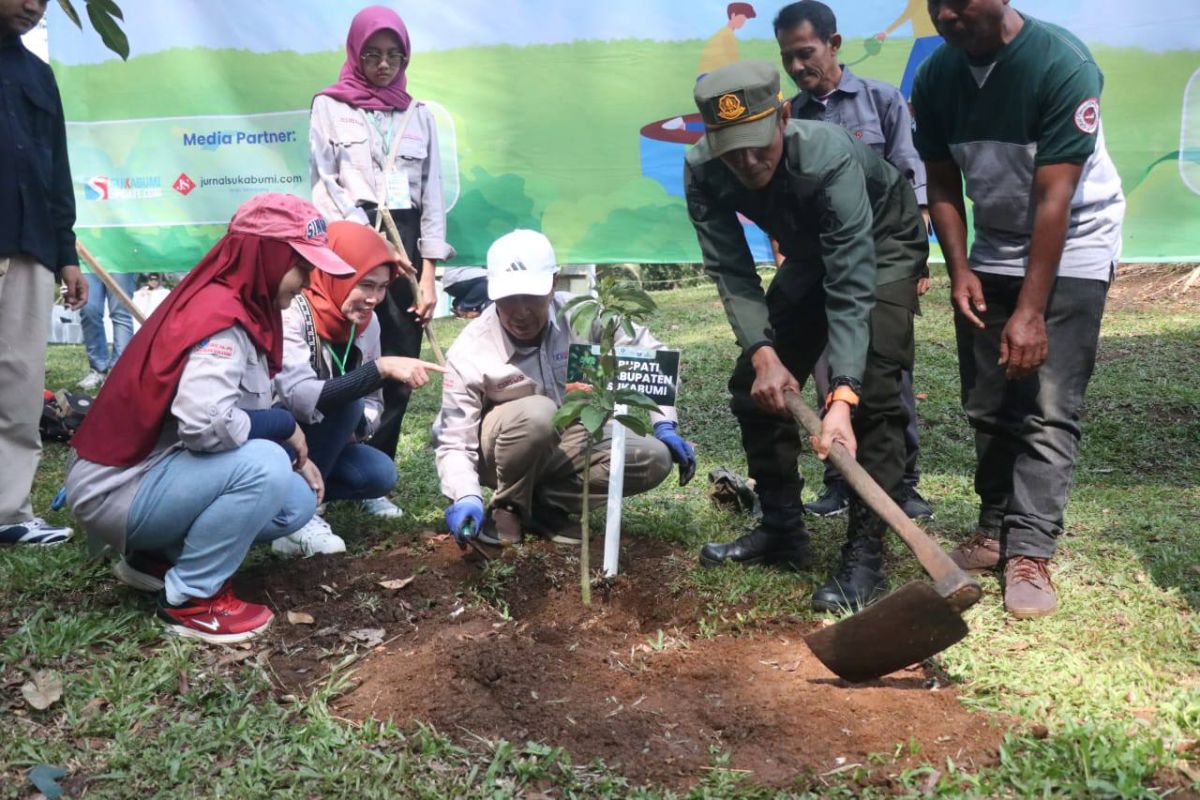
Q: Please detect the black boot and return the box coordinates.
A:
[811,504,887,612]
[698,524,811,570]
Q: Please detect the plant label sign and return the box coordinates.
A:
[567,345,680,406]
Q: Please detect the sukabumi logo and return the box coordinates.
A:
[84,175,163,201]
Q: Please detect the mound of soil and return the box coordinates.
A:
[242,536,1006,790]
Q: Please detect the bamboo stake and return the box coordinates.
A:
[376,211,446,366]
[75,241,145,324]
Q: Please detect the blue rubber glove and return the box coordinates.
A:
[653,421,697,486]
[445,496,485,549]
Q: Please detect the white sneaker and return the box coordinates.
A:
[77,369,106,391]
[361,496,404,518]
[271,515,346,558]
[0,518,73,546]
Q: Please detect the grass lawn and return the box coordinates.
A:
[1,268,1198,798]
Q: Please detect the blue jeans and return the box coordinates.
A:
[126,440,316,605]
[81,272,138,372]
[303,398,397,501]
[445,277,490,313]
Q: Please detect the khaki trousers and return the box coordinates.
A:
[479,395,672,520]
[0,256,55,525]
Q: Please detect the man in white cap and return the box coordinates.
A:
[433,230,695,547]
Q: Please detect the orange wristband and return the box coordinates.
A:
[825,385,860,410]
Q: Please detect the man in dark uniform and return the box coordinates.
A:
[685,60,927,612]
[776,0,934,521]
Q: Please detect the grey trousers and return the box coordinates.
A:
[0,256,55,525]
[955,271,1109,559]
[479,395,673,520]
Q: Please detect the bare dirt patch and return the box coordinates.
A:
[1108,264,1200,313]
[242,536,1007,790]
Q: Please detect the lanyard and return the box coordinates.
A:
[323,323,357,376]
[369,112,395,158]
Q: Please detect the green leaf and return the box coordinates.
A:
[613,390,661,413]
[553,400,588,430]
[88,0,124,20]
[86,3,130,60]
[614,415,651,436]
[57,0,82,27]
[561,294,594,314]
[622,319,635,338]
[571,303,600,339]
[580,406,608,437]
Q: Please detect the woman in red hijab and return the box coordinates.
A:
[65,193,355,644]
[310,6,455,519]
[272,221,443,556]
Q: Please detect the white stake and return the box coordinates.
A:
[602,404,628,577]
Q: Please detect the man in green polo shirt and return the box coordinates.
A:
[913,1,1124,618]
[684,60,927,613]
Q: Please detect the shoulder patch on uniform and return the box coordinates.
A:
[1073,97,1100,135]
[194,337,235,359]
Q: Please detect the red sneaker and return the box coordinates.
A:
[156,582,273,644]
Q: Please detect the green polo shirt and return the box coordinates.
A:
[684,119,926,383]
[911,15,1124,280]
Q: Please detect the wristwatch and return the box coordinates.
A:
[825,376,862,411]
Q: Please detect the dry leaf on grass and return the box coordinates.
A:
[346,628,385,647]
[286,611,315,626]
[919,769,942,794]
[217,650,257,667]
[378,577,415,591]
[21,671,63,711]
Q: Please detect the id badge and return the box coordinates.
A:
[385,171,412,210]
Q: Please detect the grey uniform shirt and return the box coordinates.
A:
[791,66,927,205]
[65,324,277,554]
[309,96,454,261]
[273,294,384,436]
[433,292,677,502]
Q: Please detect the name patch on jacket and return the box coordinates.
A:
[194,338,234,359]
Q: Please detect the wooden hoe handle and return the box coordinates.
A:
[784,391,980,612]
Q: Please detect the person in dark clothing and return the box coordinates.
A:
[774,0,934,521]
[0,0,89,547]
[685,61,927,613]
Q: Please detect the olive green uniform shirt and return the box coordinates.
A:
[684,119,926,383]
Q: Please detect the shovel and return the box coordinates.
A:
[784,392,981,683]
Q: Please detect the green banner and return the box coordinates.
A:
[48,1,1200,271]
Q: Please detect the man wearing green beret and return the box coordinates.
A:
[684,60,928,612]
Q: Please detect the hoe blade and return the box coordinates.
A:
[804,582,970,683]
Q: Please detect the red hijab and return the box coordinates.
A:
[71,235,295,467]
[304,221,399,344]
[316,6,412,112]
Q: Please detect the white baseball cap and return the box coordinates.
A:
[486,229,558,300]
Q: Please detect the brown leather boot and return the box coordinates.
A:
[949,533,1002,574]
[1003,556,1057,619]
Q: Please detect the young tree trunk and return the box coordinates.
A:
[580,440,592,606]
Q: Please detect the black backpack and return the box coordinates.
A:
[39,390,93,443]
